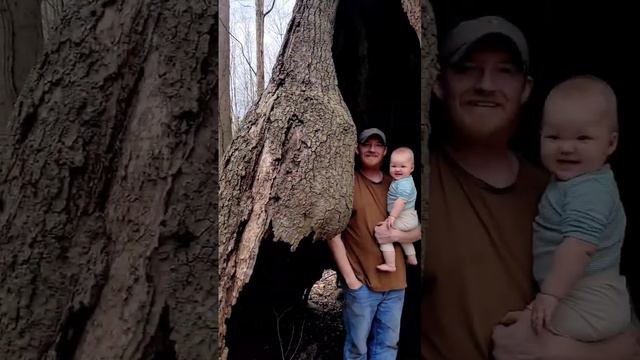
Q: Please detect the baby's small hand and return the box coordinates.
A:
[530,292,560,335]
[385,216,395,230]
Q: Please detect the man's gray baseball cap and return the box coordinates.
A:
[441,16,529,68]
[358,128,386,145]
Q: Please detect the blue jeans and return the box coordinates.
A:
[342,284,405,359]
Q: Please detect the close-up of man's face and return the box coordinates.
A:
[435,36,532,144]
[356,136,387,169]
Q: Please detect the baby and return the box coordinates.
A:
[376,147,419,272]
[530,75,630,341]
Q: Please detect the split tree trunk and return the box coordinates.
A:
[420,0,438,251]
[0,0,42,162]
[219,0,232,161]
[218,0,356,354]
[0,1,217,359]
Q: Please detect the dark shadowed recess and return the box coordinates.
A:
[333,0,421,358]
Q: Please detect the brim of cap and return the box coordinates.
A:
[358,129,387,144]
[442,16,529,68]
[447,32,528,67]
[359,134,386,144]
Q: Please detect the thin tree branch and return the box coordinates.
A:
[264,0,276,17]
[219,16,257,76]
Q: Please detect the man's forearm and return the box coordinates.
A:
[327,234,359,286]
[541,237,595,299]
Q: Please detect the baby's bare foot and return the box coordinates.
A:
[406,255,418,265]
[376,264,396,272]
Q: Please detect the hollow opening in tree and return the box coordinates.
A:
[223,0,422,358]
[431,0,638,310]
[333,0,422,356]
[333,0,421,181]
[225,236,333,359]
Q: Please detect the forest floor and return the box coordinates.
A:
[232,266,420,359]
[295,270,344,359]
[297,268,421,360]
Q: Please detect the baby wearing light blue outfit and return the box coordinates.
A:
[377,147,419,272]
[530,75,630,341]
[533,166,630,340]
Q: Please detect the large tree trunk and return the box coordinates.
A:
[219,0,232,162]
[0,0,42,162]
[0,1,217,359]
[218,0,355,355]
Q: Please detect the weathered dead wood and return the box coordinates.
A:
[218,0,356,354]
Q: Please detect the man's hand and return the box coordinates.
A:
[531,292,560,334]
[499,310,522,326]
[493,308,640,360]
[493,309,544,360]
[375,221,421,244]
[375,222,395,244]
[374,220,401,244]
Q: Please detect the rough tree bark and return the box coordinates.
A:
[402,0,421,45]
[218,0,356,354]
[0,1,217,359]
[255,0,265,97]
[41,0,66,45]
[219,0,232,162]
[0,0,43,158]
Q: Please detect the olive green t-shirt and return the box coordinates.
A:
[422,151,547,360]
[342,171,407,292]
